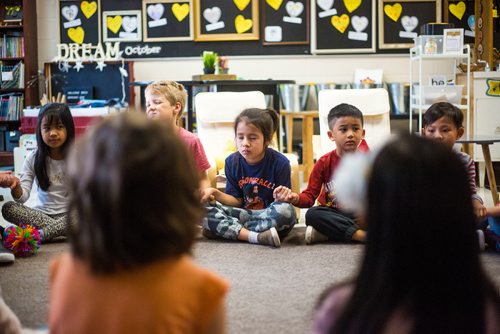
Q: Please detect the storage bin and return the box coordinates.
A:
[413,85,463,105]
[414,35,444,54]
[20,116,102,137]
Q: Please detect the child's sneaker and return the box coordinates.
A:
[305,225,329,245]
[202,228,220,240]
[257,227,281,248]
[477,230,485,251]
[0,240,14,263]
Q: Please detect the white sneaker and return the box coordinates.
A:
[0,242,14,263]
[305,225,329,245]
[477,230,485,251]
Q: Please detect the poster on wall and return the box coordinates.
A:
[262,0,309,45]
[142,0,193,41]
[194,0,259,41]
[103,10,142,42]
[59,0,101,45]
[311,0,376,54]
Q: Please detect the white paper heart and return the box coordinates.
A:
[203,7,222,24]
[61,5,78,21]
[351,15,368,32]
[286,1,304,17]
[147,4,164,21]
[317,0,334,11]
[401,15,418,32]
[122,16,138,33]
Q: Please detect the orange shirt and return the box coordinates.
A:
[49,253,229,334]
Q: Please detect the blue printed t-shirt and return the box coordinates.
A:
[225,148,291,210]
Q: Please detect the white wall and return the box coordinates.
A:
[36,0,449,106]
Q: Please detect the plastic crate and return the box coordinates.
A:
[20,116,102,137]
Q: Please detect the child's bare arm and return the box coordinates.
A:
[486,205,500,217]
[472,198,487,220]
[201,187,243,207]
[273,186,299,205]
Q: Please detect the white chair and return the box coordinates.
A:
[318,88,391,156]
[195,91,300,194]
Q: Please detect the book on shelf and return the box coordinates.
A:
[0,61,23,89]
[0,32,24,58]
[0,93,24,120]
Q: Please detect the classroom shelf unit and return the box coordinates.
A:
[409,42,471,134]
[0,0,37,163]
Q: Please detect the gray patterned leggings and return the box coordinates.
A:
[1,201,68,242]
[203,201,297,240]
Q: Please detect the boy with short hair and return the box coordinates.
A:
[422,102,486,219]
[274,103,368,244]
[145,80,210,186]
[422,102,488,250]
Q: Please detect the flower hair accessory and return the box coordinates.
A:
[333,151,376,215]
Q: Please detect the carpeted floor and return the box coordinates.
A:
[1,227,500,334]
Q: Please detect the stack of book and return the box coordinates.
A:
[0,33,24,58]
[0,61,24,89]
[0,93,24,120]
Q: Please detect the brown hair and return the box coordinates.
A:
[67,111,203,274]
[145,80,187,124]
[234,108,279,144]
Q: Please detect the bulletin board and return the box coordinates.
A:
[311,0,376,54]
[142,0,193,42]
[46,61,135,104]
[261,0,309,45]
[379,0,442,49]
[59,0,100,45]
[103,10,142,42]
[444,0,475,44]
[193,0,259,41]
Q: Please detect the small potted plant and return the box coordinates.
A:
[202,51,218,74]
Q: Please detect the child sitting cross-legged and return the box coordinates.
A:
[274,103,369,245]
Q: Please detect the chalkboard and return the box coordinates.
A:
[379,0,441,49]
[143,0,193,41]
[444,0,475,44]
[46,62,134,104]
[311,0,375,53]
[59,0,100,45]
[194,0,259,41]
[262,0,309,45]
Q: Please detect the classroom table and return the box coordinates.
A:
[132,79,295,133]
[457,136,500,205]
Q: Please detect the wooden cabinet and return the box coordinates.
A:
[0,0,37,165]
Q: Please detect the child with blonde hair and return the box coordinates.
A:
[145,80,210,186]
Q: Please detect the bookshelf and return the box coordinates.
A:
[0,0,38,165]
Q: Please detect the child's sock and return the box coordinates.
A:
[248,231,259,244]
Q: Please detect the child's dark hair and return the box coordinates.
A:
[234,108,279,143]
[35,103,75,191]
[422,102,463,129]
[331,133,500,333]
[327,103,364,129]
[67,112,203,274]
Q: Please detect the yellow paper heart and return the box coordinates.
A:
[81,1,97,19]
[234,0,251,11]
[68,26,85,44]
[331,14,349,33]
[235,15,253,33]
[449,1,466,20]
[266,0,283,11]
[172,3,189,22]
[344,0,361,13]
[107,16,122,34]
[384,3,402,22]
